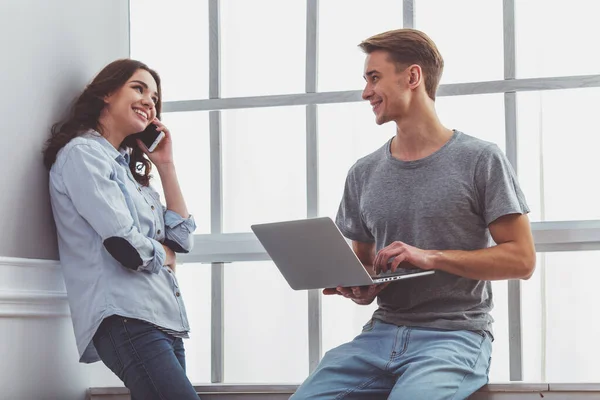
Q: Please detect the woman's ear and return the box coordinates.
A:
[103,90,117,105]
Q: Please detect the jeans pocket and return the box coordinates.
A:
[93,319,124,375]
[470,330,491,342]
[121,317,158,339]
[361,318,375,332]
[474,330,486,339]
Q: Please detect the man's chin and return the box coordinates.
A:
[375,115,388,125]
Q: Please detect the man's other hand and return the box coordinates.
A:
[323,282,390,305]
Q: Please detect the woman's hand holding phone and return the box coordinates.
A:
[140,119,189,220]
[137,119,174,166]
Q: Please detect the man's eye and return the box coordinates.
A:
[372,76,379,82]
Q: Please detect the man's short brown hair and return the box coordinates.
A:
[359,29,444,100]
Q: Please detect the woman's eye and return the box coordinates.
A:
[152,97,159,104]
[134,85,143,93]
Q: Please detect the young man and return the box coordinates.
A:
[291,29,536,400]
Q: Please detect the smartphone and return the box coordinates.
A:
[135,123,165,152]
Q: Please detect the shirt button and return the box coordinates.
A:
[137,187,142,192]
[175,292,180,297]
[151,205,155,210]
[157,229,161,235]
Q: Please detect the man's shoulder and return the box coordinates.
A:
[450,131,502,163]
[454,131,497,152]
[348,139,390,175]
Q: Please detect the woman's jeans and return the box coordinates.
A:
[93,315,199,400]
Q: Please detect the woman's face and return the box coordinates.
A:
[103,69,159,135]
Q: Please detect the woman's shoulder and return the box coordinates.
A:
[52,133,110,172]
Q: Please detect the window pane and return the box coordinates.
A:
[318,0,403,92]
[318,102,395,219]
[130,0,209,101]
[220,0,306,97]
[176,263,212,383]
[488,281,509,381]
[415,0,504,84]
[224,261,308,382]
[317,101,389,354]
[521,253,544,382]
[516,0,600,78]
[522,251,600,382]
[158,112,211,234]
[436,94,506,150]
[222,106,306,232]
[517,88,600,222]
[322,294,378,354]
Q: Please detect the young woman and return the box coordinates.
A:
[44,59,200,400]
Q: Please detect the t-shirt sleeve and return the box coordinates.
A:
[335,166,375,242]
[474,144,530,225]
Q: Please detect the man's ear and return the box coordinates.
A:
[407,65,422,87]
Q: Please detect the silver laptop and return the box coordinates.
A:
[250,217,434,290]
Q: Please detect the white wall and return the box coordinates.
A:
[0,1,129,398]
[0,0,129,259]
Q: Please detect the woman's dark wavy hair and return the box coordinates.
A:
[43,59,162,186]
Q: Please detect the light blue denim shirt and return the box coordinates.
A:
[49,131,196,363]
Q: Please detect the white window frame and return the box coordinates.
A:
[131,0,600,383]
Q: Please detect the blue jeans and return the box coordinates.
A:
[93,315,199,400]
[291,319,491,400]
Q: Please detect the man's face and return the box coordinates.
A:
[361,50,411,125]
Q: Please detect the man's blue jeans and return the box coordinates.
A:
[291,318,492,400]
[93,315,200,400]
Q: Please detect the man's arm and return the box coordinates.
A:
[352,240,376,274]
[374,213,536,280]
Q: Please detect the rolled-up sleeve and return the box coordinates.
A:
[163,210,196,253]
[58,144,166,274]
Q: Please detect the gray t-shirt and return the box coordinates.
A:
[335,130,529,333]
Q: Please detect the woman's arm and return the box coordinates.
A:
[56,143,167,273]
[140,119,196,254]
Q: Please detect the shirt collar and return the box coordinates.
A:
[83,130,130,164]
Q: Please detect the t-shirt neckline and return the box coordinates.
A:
[385,129,461,169]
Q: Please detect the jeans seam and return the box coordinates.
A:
[122,319,167,400]
[398,327,411,358]
[470,334,486,369]
[333,374,385,400]
[389,326,402,359]
[106,328,124,373]
[388,327,411,363]
[449,336,488,400]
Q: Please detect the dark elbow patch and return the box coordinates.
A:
[164,238,189,254]
[103,237,143,270]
